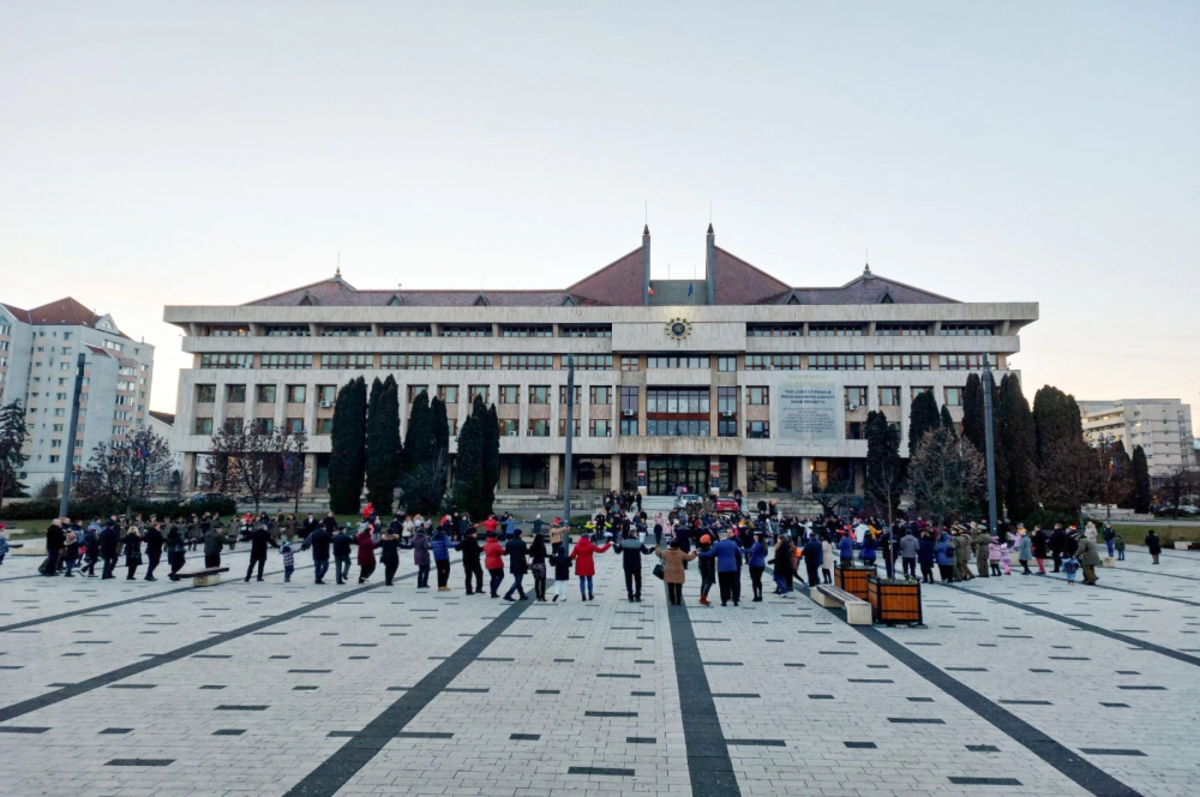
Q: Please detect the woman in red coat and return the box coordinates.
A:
[569,536,611,601]
[355,527,376,584]
[483,534,506,598]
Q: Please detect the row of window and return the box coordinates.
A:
[747,323,994,337]
[204,324,616,338]
[197,383,619,406]
[203,352,994,372]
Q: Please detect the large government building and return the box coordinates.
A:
[165,226,1038,505]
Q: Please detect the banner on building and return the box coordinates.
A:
[776,374,840,442]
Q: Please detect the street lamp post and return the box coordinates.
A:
[982,354,999,539]
[562,355,575,553]
[59,353,87,519]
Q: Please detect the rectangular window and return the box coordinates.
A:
[876,354,930,370]
[646,356,710,369]
[589,385,611,404]
[557,385,581,406]
[809,324,863,337]
[645,419,711,437]
[945,387,964,406]
[809,354,865,370]
[619,356,639,372]
[747,420,770,439]
[939,354,984,370]
[438,385,458,404]
[748,387,769,405]
[442,354,493,370]
[879,387,901,406]
[558,418,581,437]
[223,418,243,433]
[911,386,933,400]
[845,421,865,440]
[205,325,250,337]
[500,354,553,370]
[315,418,333,435]
[264,325,311,337]
[501,325,552,338]
[469,385,489,403]
[381,325,431,337]
[747,324,803,337]
[717,355,737,372]
[286,385,306,403]
[646,388,710,414]
[226,384,247,403]
[527,419,550,437]
[256,384,277,403]
[320,354,373,369]
[575,355,613,371]
[875,324,928,336]
[561,325,612,338]
[196,384,217,403]
[499,419,519,436]
[380,354,432,370]
[285,417,305,434]
[940,324,993,336]
[321,325,373,337]
[528,385,550,404]
[744,354,802,370]
[845,386,867,409]
[499,385,520,404]
[200,353,252,369]
[407,385,428,402]
[261,354,313,369]
[589,419,611,437]
[253,418,274,434]
[717,386,738,414]
[441,325,492,337]
[317,385,336,405]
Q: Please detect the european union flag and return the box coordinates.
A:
[687,283,693,297]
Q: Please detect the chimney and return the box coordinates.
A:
[642,224,651,306]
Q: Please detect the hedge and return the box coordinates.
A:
[0,497,238,522]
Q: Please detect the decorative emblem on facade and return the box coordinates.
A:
[665,318,692,340]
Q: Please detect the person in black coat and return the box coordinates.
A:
[303,526,332,584]
[503,530,529,601]
[1049,525,1067,573]
[99,523,121,579]
[123,528,143,580]
[802,534,822,590]
[245,524,280,582]
[1145,530,1162,565]
[456,533,484,594]
[44,519,65,577]
[143,523,165,581]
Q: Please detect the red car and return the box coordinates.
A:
[713,497,740,514]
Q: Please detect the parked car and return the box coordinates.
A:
[713,496,740,514]
[673,494,703,511]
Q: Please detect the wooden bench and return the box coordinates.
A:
[176,567,230,587]
[811,584,872,625]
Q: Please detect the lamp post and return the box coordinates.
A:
[562,355,575,553]
[59,353,86,519]
[981,354,999,538]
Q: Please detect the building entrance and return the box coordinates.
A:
[647,456,709,496]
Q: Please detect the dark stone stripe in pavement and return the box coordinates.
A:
[568,766,634,777]
[281,597,531,797]
[668,604,742,797]
[949,584,1200,669]
[106,759,174,767]
[1042,574,1200,607]
[856,624,1144,797]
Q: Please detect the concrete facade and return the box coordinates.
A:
[1080,398,1195,477]
[0,299,155,493]
[164,228,1037,503]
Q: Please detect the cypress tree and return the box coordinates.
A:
[961,373,985,452]
[482,402,500,503]
[404,389,432,468]
[452,413,486,518]
[940,404,957,436]
[328,377,367,514]
[429,396,450,458]
[907,389,940,457]
[1032,385,1099,516]
[365,376,401,516]
[864,410,903,523]
[997,374,1037,523]
[1131,444,1152,513]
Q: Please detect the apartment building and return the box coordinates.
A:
[1080,398,1195,477]
[0,298,155,493]
[164,226,1037,500]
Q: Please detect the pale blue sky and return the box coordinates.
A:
[2,2,1197,416]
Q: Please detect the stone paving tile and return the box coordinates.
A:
[2,541,1197,795]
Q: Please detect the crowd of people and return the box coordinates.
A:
[11,502,1167,606]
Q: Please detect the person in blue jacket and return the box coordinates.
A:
[861,530,878,572]
[740,532,768,602]
[934,531,956,583]
[837,533,855,570]
[431,527,453,591]
[699,529,743,607]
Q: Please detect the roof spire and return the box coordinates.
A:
[863,246,873,278]
[707,222,714,235]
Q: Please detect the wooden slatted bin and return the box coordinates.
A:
[834,565,873,600]
[867,576,923,626]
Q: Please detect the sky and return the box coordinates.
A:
[2,2,1197,419]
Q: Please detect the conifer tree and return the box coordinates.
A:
[907,389,940,457]
[997,374,1037,523]
[328,377,367,513]
[452,413,486,518]
[365,376,401,515]
[1131,444,1152,514]
[864,410,903,524]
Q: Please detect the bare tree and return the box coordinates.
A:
[1156,467,1199,519]
[907,427,986,529]
[76,429,172,516]
[811,467,857,519]
[207,425,305,513]
[278,431,309,514]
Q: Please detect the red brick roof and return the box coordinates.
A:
[566,248,645,306]
[710,247,792,305]
[2,298,132,336]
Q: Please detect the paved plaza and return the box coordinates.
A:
[1,543,1198,797]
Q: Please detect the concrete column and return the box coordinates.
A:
[799,457,813,495]
[736,455,748,494]
[182,452,198,490]
[303,453,317,493]
[610,454,621,491]
[548,453,560,498]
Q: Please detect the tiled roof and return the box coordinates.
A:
[566,248,645,306]
[1,303,29,322]
[710,247,792,305]
[764,269,957,305]
[1,298,136,335]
